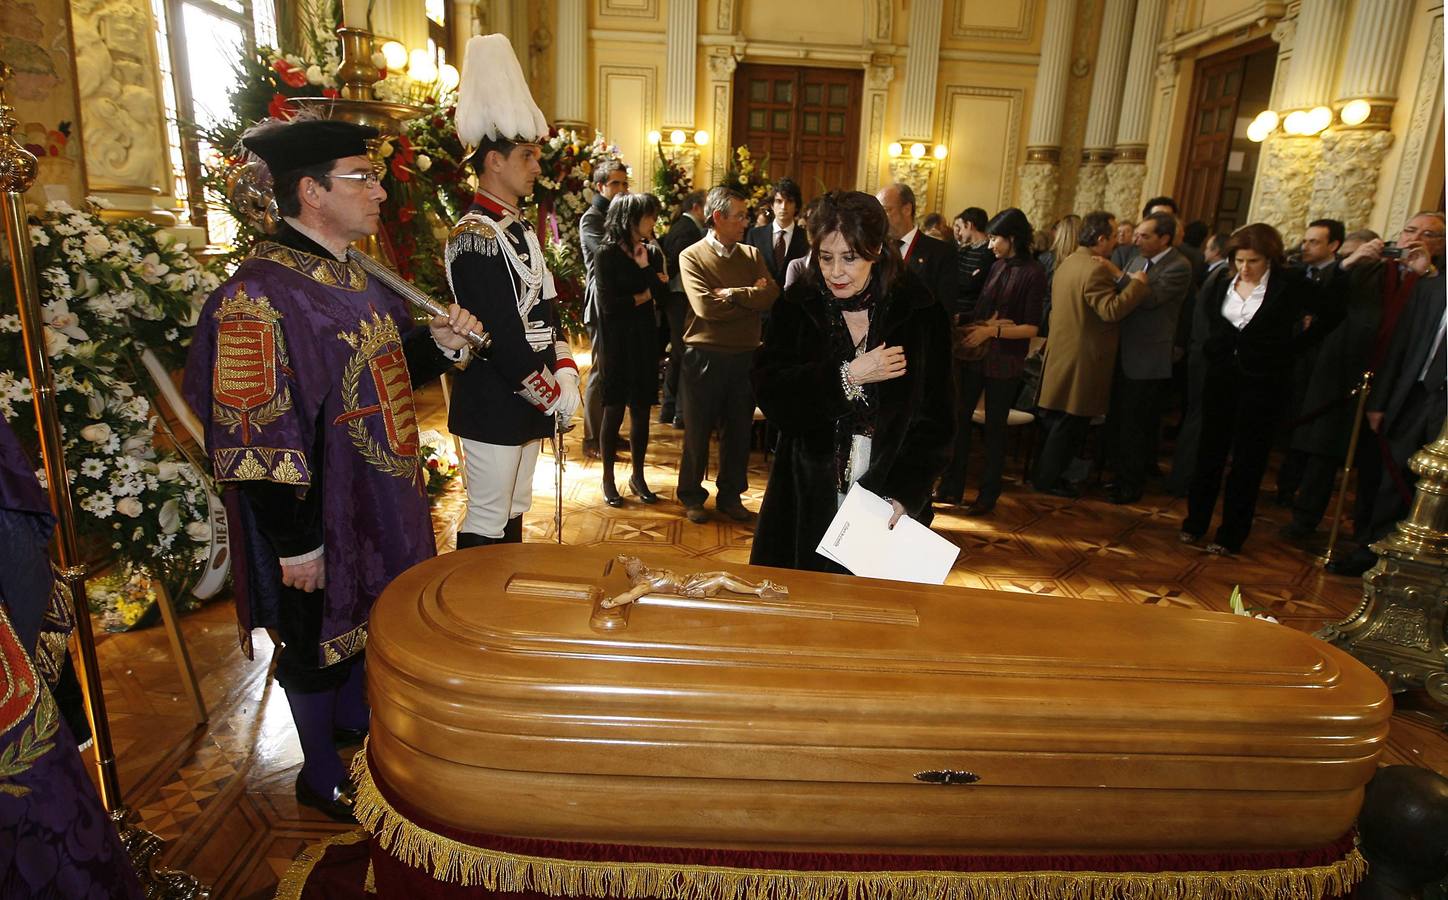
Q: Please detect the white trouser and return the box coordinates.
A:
[460,437,541,538]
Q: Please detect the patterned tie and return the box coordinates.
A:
[773,230,786,271]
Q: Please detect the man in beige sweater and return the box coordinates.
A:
[676,185,780,523]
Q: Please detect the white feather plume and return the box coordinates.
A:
[456,34,549,147]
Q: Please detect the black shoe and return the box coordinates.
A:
[684,505,710,524]
[583,441,601,459]
[332,726,367,748]
[671,415,684,429]
[295,774,357,823]
[932,489,963,505]
[964,499,996,516]
[1278,521,1315,541]
[716,499,753,522]
[602,480,623,507]
[1107,488,1142,505]
[1179,530,1202,544]
[1039,483,1080,499]
[658,407,675,425]
[1325,548,1376,576]
[1204,542,1237,556]
[628,476,659,504]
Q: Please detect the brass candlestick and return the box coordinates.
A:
[1,61,209,898]
[1320,417,1448,725]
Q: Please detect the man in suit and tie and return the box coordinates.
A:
[1103,212,1194,503]
[658,190,707,426]
[579,159,630,456]
[1113,196,1205,288]
[876,182,956,308]
[746,178,809,286]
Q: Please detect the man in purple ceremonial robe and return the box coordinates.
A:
[182,118,481,821]
[0,415,144,897]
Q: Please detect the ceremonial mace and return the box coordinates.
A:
[0,63,208,897]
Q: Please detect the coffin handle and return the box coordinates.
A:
[914,770,981,785]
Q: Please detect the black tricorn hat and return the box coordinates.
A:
[241,119,379,179]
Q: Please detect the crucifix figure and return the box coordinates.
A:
[602,556,790,609]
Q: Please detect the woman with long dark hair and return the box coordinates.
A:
[935,207,1046,514]
[1182,222,1344,554]
[592,192,669,506]
[750,191,954,572]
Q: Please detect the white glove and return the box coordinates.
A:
[549,367,581,421]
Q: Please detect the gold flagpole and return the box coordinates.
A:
[2,62,209,898]
[0,62,122,810]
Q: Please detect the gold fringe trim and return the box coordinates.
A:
[275,828,370,900]
[350,751,1368,900]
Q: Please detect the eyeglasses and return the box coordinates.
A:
[331,171,383,188]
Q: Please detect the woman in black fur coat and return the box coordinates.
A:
[750,191,955,573]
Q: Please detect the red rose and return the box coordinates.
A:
[399,205,416,223]
[267,92,293,121]
[323,88,340,99]
[389,157,411,182]
[272,58,307,88]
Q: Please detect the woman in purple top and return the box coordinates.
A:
[935,207,1046,514]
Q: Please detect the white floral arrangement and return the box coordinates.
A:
[1,201,223,617]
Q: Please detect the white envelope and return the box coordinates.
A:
[815,483,960,584]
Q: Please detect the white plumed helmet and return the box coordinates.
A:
[455,34,549,149]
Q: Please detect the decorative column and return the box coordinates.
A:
[1105,0,1166,220]
[1017,0,1077,228]
[554,0,587,130]
[705,48,738,178]
[1074,0,1135,213]
[1307,0,1412,229]
[1251,0,1348,246]
[858,58,895,192]
[899,0,944,142]
[370,0,427,53]
[664,0,698,131]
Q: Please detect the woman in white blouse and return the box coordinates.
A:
[1181,223,1344,555]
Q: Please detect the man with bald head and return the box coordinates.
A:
[876,182,956,310]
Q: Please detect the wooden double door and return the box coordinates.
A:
[731,63,862,199]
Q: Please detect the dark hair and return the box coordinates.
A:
[1228,222,1286,267]
[593,159,628,186]
[922,212,946,231]
[1207,231,1231,256]
[680,190,706,213]
[704,185,746,228]
[603,192,662,246]
[1183,220,1209,248]
[1142,212,1177,243]
[1345,228,1381,244]
[470,134,520,173]
[1078,211,1117,248]
[1142,195,1179,218]
[771,177,802,210]
[985,207,1033,258]
[1307,218,1346,247]
[807,191,899,292]
[955,206,988,232]
[892,182,916,217]
[273,160,336,218]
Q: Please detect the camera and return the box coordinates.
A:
[1381,243,1404,259]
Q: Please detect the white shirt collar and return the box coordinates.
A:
[1148,246,1172,266]
[898,227,919,251]
[704,231,737,258]
[773,221,795,239]
[1223,267,1271,330]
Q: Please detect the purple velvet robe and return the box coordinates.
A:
[182,241,436,667]
[0,416,143,897]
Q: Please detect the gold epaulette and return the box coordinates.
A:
[448,215,502,259]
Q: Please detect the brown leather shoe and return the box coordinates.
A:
[684,505,710,524]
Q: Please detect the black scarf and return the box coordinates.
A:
[826,279,891,492]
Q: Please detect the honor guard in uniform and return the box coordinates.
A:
[182,118,481,821]
[448,34,580,548]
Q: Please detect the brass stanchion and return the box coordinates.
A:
[1318,371,1373,566]
[0,62,208,897]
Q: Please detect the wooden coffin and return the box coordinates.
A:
[366,545,1391,854]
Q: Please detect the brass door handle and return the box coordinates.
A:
[914,770,980,785]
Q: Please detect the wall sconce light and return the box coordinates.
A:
[438,63,459,93]
[887,141,903,158]
[407,48,438,84]
[1339,99,1371,126]
[1304,106,1333,134]
[693,130,709,146]
[380,40,408,70]
[932,144,948,160]
[669,129,687,146]
[1282,110,1310,135]
[909,142,926,159]
[648,130,662,145]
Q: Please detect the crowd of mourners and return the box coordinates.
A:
[578,166,1446,576]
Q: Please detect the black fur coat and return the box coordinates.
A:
[749,269,955,572]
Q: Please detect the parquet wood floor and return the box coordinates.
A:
[82,381,1446,899]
